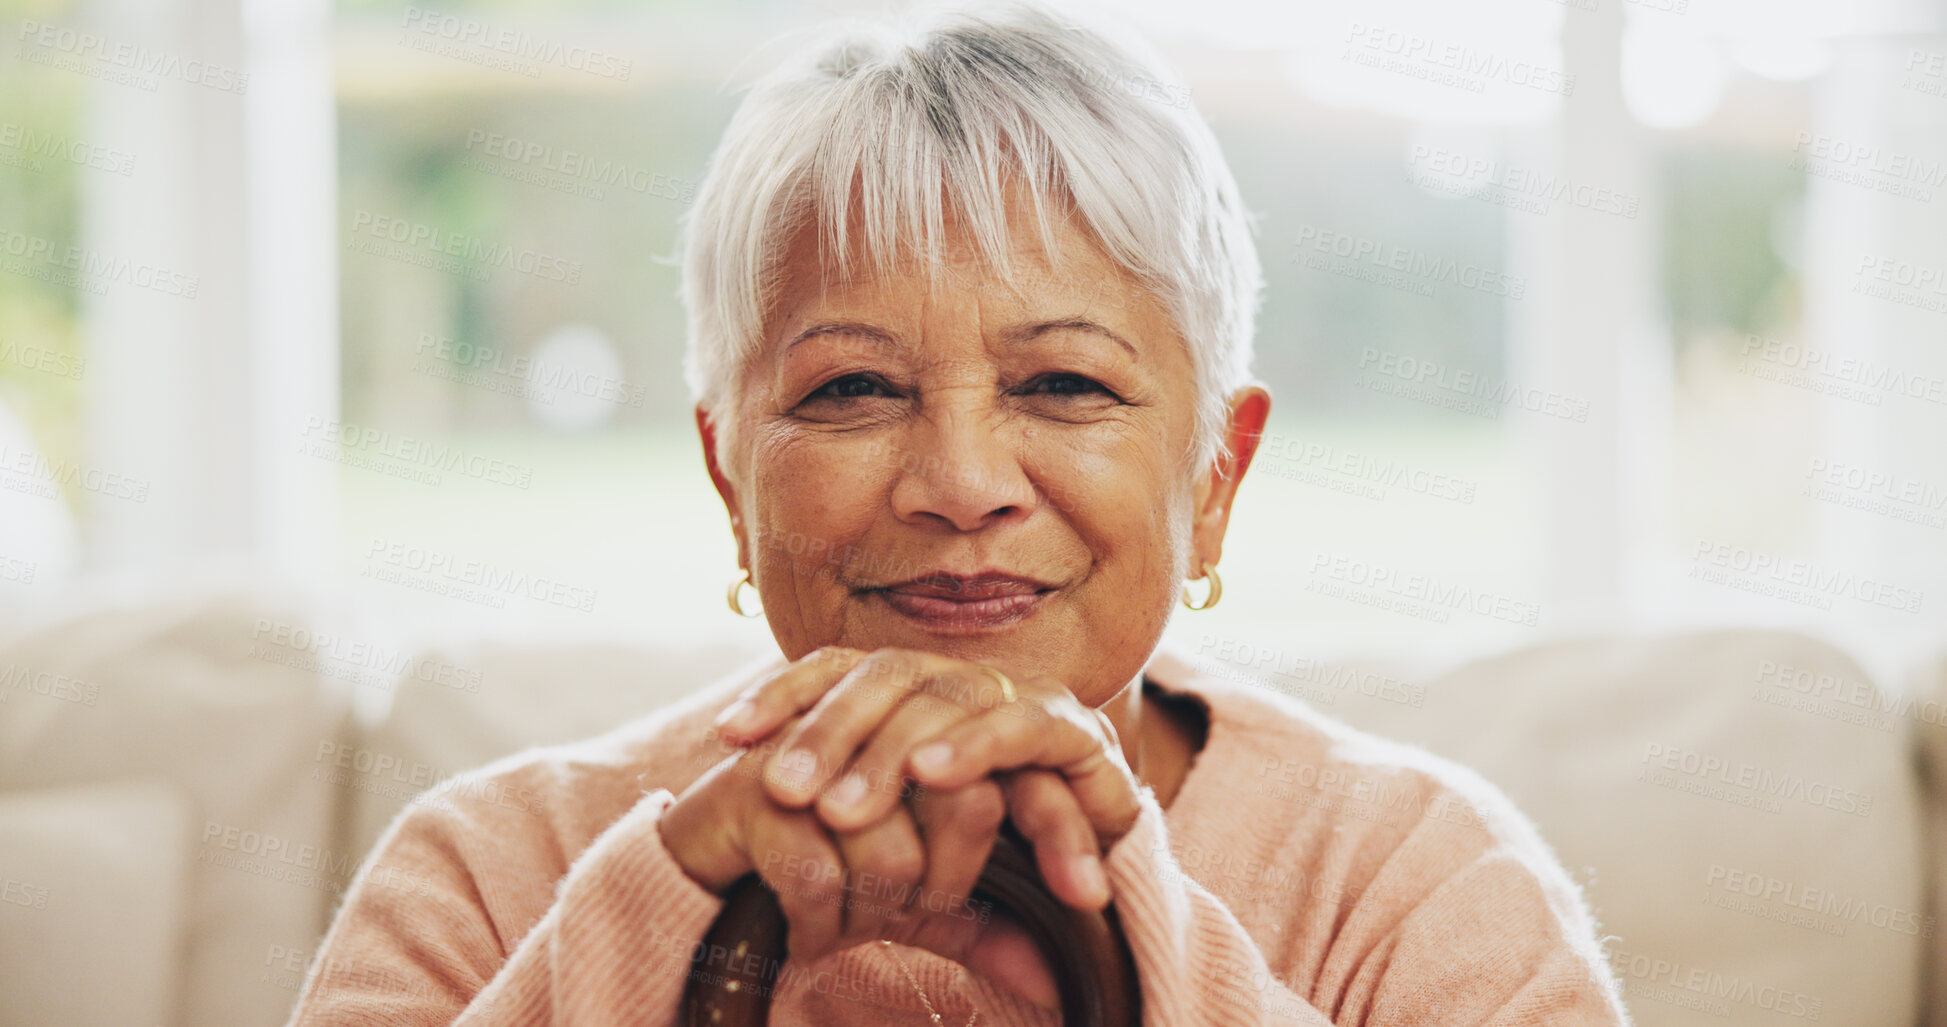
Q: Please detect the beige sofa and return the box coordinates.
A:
[1,580,1941,1026]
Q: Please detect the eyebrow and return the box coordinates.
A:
[782,316,1139,359]
[1002,317,1138,359]
[784,321,904,352]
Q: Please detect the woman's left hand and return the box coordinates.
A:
[711,646,1145,915]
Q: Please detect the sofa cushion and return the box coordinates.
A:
[1296,629,1925,1027]
[1907,645,1947,1027]
[0,779,190,1027]
[342,636,776,860]
[0,586,353,1027]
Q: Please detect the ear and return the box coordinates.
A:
[696,405,750,570]
[1189,384,1272,574]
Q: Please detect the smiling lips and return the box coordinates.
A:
[873,572,1054,632]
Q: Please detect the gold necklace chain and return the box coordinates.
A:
[880,940,978,1027]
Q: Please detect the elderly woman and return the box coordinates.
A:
[290,4,1629,1025]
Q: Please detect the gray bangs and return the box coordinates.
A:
[681,1,1261,461]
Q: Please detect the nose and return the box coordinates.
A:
[888,396,1039,532]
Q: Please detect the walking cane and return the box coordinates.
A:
[682,820,1142,1026]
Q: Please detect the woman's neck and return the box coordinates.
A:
[1101,672,1203,808]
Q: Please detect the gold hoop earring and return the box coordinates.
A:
[1181,563,1222,611]
[726,569,762,618]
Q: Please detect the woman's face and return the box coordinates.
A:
[701,203,1266,707]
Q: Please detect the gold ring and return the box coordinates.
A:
[978,665,1017,704]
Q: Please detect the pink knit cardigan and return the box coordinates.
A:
[285,650,1631,1025]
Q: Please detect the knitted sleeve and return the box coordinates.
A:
[283,783,723,1026]
[1102,781,1631,1026]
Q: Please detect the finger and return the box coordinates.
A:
[712,646,867,744]
[1002,769,1111,911]
[909,697,1142,844]
[747,809,848,963]
[908,779,1006,921]
[658,750,763,895]
[814,688,966,832]
[762,649,957,807]
[828,807,926,950]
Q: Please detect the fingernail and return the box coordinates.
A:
[827,773,868,809]
[1070,854,1109,905]
[771,748,819,795]
[911,741,953,775]
[714,700,758,736]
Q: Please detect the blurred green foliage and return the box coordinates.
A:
[0,0,87,505]
[1661,143,1802,347]
[338,85,735,433]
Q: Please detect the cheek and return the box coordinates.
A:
[1035,424,1184,540]
[747,431,897,572]
[1029,428,1195,613]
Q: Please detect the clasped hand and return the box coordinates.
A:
[658,646,1143,1007]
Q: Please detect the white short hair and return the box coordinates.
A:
[680,0,1261,462]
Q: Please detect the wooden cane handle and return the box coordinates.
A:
[681,820,1141,1026]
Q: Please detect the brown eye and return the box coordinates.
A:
[808,374,894,401]
[1022,373,1116,399]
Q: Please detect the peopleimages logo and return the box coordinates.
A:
[1607,947,1820,1021]
[0,226,199,298]
[297,415,535,489]
[1256,431,1478,504]
[399,6,632,80]
[1689,539,1924,614]
[0,121,136,176]
[1193,634,1427,708]
[347,209,582,285]
[0,339,85,379]
[252,618,483,694]
[1,878,49,910]
[14,19,249,93]
[463,130,693,202]
[1306,551,1543,627]
[1738,334,1947,407]
[1293,226,1527,299]
[1792,132,1947,190]
[1406,144,1641,218]
[1342,22,1575,96]
[0,439,150,502]
[362,537,599,614]
[0,556,34,585]
[1755,659,1947,730]
[0,663,101,706]
[314,742,544,815]
[1903,48,1947,99]
[1802,457,1947,530]
[1639,742,1874,816]
[1355,348,1588,423]
[1705,863,1933,938]
[413,333,646,408]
